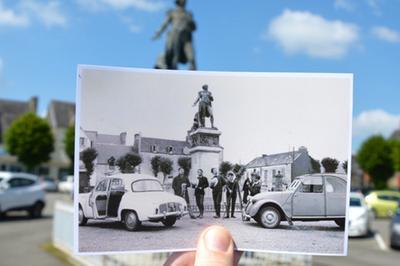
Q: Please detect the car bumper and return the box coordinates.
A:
[391,229,400,247]
[349,218,369,237]
[147,211,188,222]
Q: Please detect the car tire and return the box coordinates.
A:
[123,211,140,231]
[335,219,345,229]
[162,216,177,227]
[258,206,281,229]
[29,202,44,218]
[79,206,88,226]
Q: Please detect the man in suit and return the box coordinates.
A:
[224,171,238,218]
[192,169,209,218]
[210,168,225,218]
[172,168,196,219]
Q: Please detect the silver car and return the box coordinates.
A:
[243,174,347,229]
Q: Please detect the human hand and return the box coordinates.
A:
[164,225,241,266]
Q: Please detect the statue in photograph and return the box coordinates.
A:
[192,84,215,128]
[152,0,196,70]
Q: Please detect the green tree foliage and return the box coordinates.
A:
[342,160,348,174]
[150,156,161,176]
[321,157,339,173]
[116,153,142,173]
[5,113,54,171]
[389,140,400,172]
[309,156,321,173]
[81,148,98,180]
[178,157,191,176]
[219,161,233,177]
[64,125,75,172]
[159,157,173,184]
[357,135,393,189]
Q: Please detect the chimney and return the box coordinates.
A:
[298,146,308,153]
[262,154,268,158]
[28,96,38,113]
[120,132,127,145]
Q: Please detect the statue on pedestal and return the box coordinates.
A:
[192,84,215,128]
[152,0,196,70]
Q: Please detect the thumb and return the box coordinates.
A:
[195,226,234,266]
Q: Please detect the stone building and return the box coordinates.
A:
[245,147,314,191]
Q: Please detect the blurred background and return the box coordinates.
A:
[0,0,399,265]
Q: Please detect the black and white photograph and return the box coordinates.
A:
[74,66,353,255]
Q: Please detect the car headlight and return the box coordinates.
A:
[393,224,400,234]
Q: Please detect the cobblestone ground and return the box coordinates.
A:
[79,213,345,255]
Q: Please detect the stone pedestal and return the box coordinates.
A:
[187,128,223,181]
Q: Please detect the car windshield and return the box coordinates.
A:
[131,179,163,192]
[288,180,300,191]
[350,197,362,207]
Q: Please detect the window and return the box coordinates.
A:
[109,178,123,191]
[95,180,108,192]
[8,178,35,188]
[377,194,400,202]
[350,197,362,207]
[300,183,323,193]
[166,146,173,154]
[151,145,157,153]
[325,176,346,193]
[131,179,163,192]
[80,137,85,146]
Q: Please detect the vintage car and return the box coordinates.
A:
[243,174,347,229]
[78,174,188,231]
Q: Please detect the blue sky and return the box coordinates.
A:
[0,0,399,152]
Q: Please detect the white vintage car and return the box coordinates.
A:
[78,173,188,231]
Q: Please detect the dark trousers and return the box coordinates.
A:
[226,192,237,217]
[195,194,204,215]
[212,191,222,216]
[243,189,249,204]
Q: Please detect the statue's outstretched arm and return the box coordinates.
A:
[192,94,200,107]
[152,13,171,40]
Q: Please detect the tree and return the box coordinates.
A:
[178,157,191,176]
[321,157,339,173]
[389,139,400,173]
[342,160,348,174]
[5,113,54,171]
[117,153,142,173]
[159,157,173,184]
[81,148,98,182]
[357,135,393,189]
[150,156,161,177]
[64,125,75,173]
[219,161,233,177]
[309,156,321,173]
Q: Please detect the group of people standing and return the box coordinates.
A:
[171,167,263,219]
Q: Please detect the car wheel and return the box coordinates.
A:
[29,202,44,218]
[123,211,140,231]
[162,216,177,227]
[258,206,281,229]
[79,206,88,226]
[335,219,345,229]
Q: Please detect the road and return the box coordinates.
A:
[0,192,70,266]
[79,214,345,254]
[313,219,400,266]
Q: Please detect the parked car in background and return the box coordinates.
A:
[58,175,73,193]
[0,171,45,218]
[349,192,372,237]
[365,190,400,218]
[390,203,400,249]
[40,176,58,192]
[78,173,188,231]
[243,174,347,229]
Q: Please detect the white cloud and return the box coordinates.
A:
[371,26,400,43]
[266,9,359,59]
[120,16,141,33]
[77,0,164,12]
[334,0,354,11]
[0,0,29,27]
[20,0,67,27]
[367,0,382,16]
[0,0,66,28]
[353,109,400,138]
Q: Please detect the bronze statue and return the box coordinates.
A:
[193,84,214,128]
[152,0,196,70]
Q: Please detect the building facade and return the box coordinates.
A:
[245,147,314,191]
